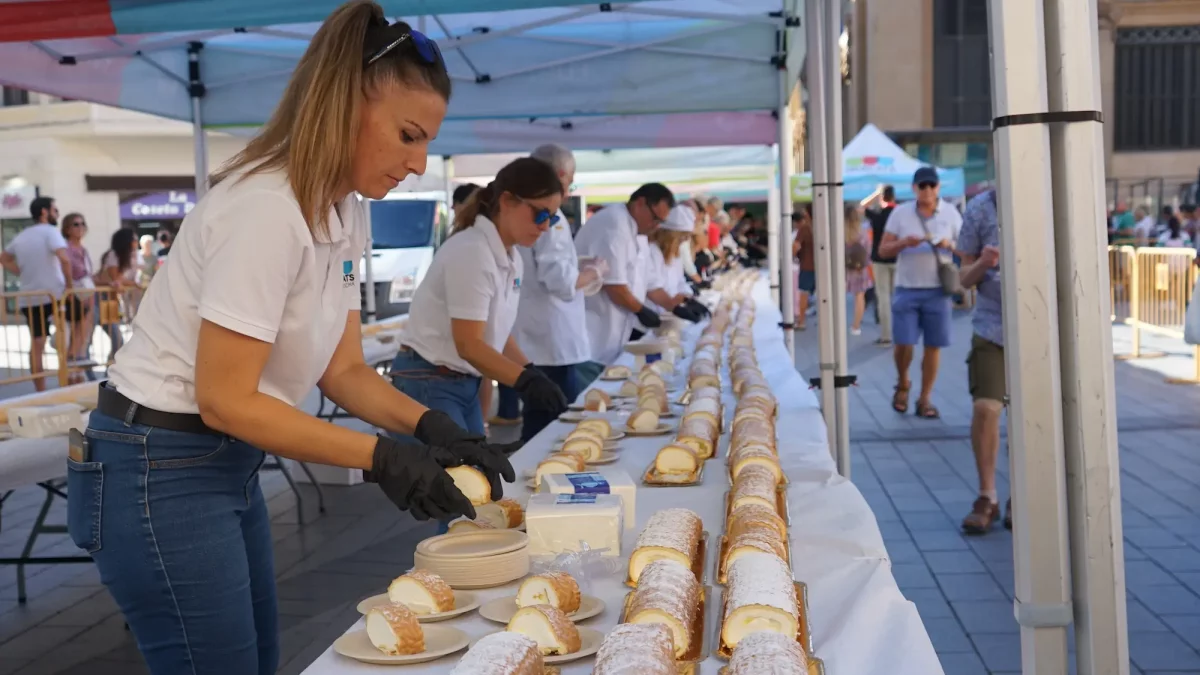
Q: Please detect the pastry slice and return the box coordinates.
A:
[730,464,779,512]
[365,602,424,655]
[730,445,782,483]
[629,508,702,583]
[654,444,699,476]
[682,398,721,429]
[535,454,587,488]
[627,408,661,432]
[593,623,677,675]
[722,552,799,650]
[560,436,603,461]
[575,418,612,439]
[516,571,581,614]
[387,569,455,615]
[722,529,789,578]
[447,518,495,533]
[476,499,524,529]
[449,632,543,675]
[618,380,640,397]
[626,559,700,657]
[446,466,491,506]
[506,604,581,656]
[584,389,612,411]
[638,369,666,388]
[727,502,788,541]
[728,630,808,674]
[604,365,632,380]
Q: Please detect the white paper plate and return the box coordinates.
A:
[356,590,481,621]
[477,594,606,624]
[332,625,469,665]
[469,627,604,664]
[624,423,675,437]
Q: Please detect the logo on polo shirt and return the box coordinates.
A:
[513,277,521,291]
[342,260,355,288]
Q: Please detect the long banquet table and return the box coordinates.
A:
[302,275,944,675]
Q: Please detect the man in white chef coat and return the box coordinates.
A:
[574,183,676,386]
[504,144,607,441]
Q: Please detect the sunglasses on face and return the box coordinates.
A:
[917,182,938,190]
[516,196,559,227]
[364,28,443,69]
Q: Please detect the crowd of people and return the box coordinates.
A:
[1108,200,1199,248]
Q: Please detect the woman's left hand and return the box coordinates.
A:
[414,410,516,500]
[514,365,569,417]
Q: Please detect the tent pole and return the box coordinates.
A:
[824,0,850,477]
[986,1,1072,672]
[187,42,208,199]
[768,160,781,308]
[1043,0,1128,671]
[805,0,837,460]
[778,71,796,361]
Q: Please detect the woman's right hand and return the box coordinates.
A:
[365,435,476,521]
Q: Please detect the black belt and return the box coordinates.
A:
[97,382,219,435]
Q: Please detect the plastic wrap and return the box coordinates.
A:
[529,542,624,596]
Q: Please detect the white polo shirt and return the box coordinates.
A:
[108,169,367,413]
[8,224,67,309]
[575,204,641,364]
[884,200,963,289]
[401,215,522,376]
[512,209,590,367]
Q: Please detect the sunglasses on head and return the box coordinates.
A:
[515,196,560,226]
[364,27,443,69]
[917,181,938,190]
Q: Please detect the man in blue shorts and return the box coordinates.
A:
[875,167,962,419]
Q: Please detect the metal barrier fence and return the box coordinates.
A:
[0,286,139,390]
[1108,245,1200,383]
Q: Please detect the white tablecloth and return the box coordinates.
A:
[301,276,944,675]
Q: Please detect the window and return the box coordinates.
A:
[1114,26,1200,151]
[2,87,30,107]
[932,0,992,127]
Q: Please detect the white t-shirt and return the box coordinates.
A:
[8,224,67,308]
[883,200,963,289]
[1134,216,1156,242]
[108,169,367,413]
[402,215,522,376]
[576,204,641,364]
[513,210,590,367]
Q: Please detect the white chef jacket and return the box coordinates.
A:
[401,215,522,376]
[108,168,367,412]
[575,204,641,364]
[512,209,590,366]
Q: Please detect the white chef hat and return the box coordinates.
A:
[661,204,696,232]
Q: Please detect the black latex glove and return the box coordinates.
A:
[686,297,711,318]
[414,410,515,501]
[672,303,701,323]
[364,435,476,520]
[635,305,662,328]
[514,364,569,418]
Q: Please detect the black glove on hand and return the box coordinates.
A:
[686,297,711,318]
[414,410,515,501]
[514,364,569,418]
[364,435,476,520]
[672,303,701,323]
[635,305,662,328]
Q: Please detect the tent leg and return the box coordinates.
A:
[1044,0,1128,672]
[188,42,208,199]
[987,1,1072,672]
[768,174,781,308]
[805,0,837,462]
[778,73,796,361]
[824,0,850,478]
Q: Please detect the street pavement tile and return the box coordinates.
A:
[950,600,1016,634]
[970,633,1022,672]
[923,550,986,574]
[1141,546,1200,573]
[921,617,974,654]
[937,573,1007,602]
[1130,584,1200,615]
[1158,615,1200,650]
[1129,631,1200,671]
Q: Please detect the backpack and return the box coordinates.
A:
[846,241,868,270]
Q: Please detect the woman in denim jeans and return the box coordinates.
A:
[392,157,573,524]
[66,5,512,674]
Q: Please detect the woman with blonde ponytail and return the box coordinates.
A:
[70,3,514,673]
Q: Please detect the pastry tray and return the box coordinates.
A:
[625,531,709,588]
[714,581,816,664]
[642,458,705,487]
[714,531,793,586]
[619,584,712,671]
[724,487,791,526]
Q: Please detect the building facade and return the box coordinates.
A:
[850,0,1200,206]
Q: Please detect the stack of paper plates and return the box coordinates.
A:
[413,530,530,589]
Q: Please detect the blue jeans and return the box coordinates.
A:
[520,365,581,443]
[574,361,606,389]
[389,349,484,534]
[496,385,521,421]
[68,411,277,675]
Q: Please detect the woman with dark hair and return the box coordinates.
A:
[60,213,94,377]
[392,157,569,475]
[95,227,139,353]
[67,3,512,672]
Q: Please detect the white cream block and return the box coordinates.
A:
[540,469,637,529]
[525,493,623,558]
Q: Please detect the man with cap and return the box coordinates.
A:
[876,166,962,420]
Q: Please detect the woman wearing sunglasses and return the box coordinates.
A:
[67,3,514,673]
[391,157,570,474]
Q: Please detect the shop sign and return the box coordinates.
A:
[0,184,37,219]
[120,191,196,220]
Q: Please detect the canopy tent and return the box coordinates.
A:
[0,0,795,154]
[791,123,966,201]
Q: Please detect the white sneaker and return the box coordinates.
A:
[850,327,862,336]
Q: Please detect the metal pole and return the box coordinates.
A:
[987,1,1072,672]
[768,164,781,308]
[778,71,797,361]
[805,0,837,458]
[824,0,850,477]
[187,42,208,199]
[1043,0,1128,671]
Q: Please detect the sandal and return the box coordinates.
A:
[892,385,910,414]
[915,400,941,419]
[874,338,892,346]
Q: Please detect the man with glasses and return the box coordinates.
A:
[574,183,675,386]
[876,167,962,420]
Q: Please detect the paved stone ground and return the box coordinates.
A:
[792,299,1200,674]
